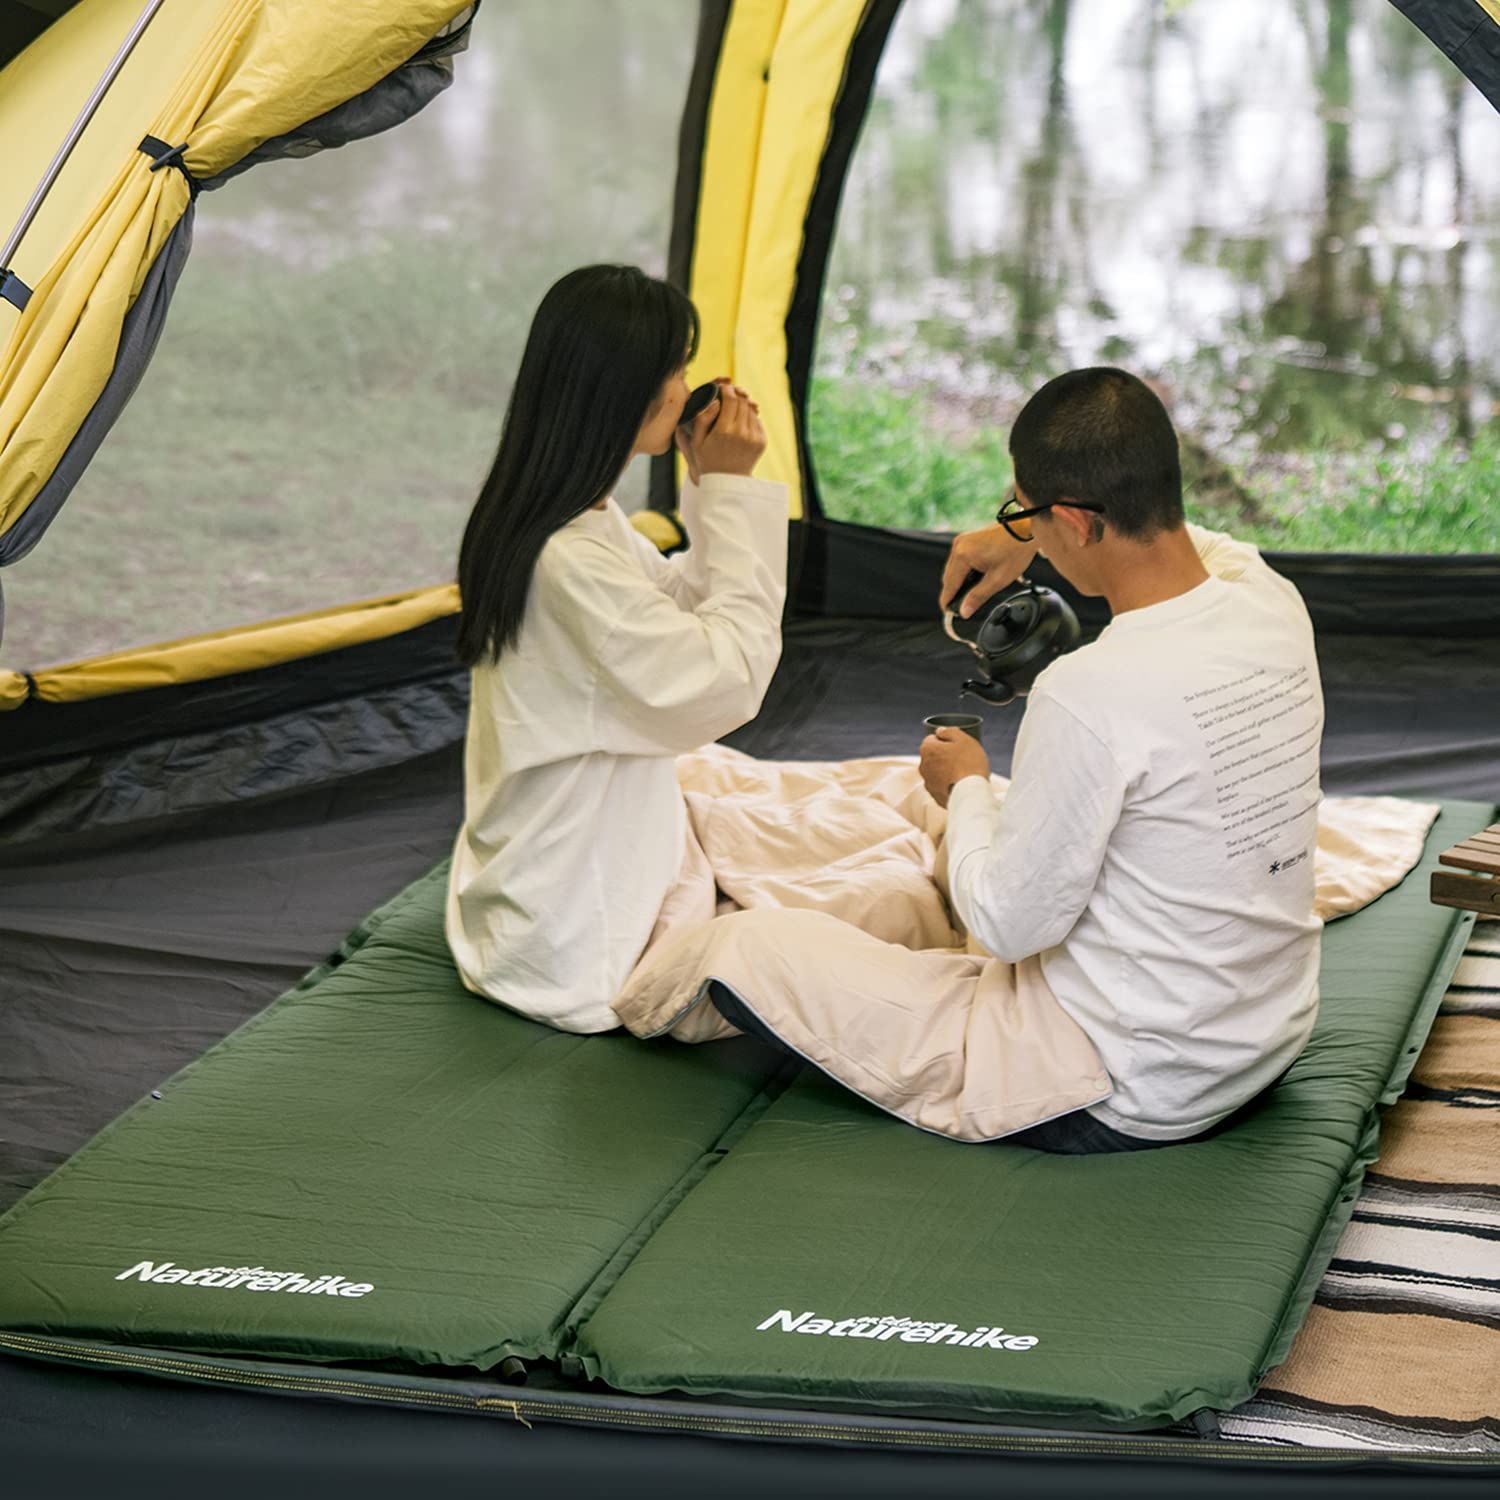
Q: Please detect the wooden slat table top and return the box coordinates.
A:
[1432,820,1500,913]
[1438,840,1500,875]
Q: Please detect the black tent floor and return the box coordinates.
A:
[10,1354,1497,1500]
[2,621,1498,1495]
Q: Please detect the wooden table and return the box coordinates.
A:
[1430,821,1500,915]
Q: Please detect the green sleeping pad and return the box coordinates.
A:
[571,799,1490,1428]
[0,865,791,1370]
[0,799,1487,1434]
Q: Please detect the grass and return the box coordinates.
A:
[806,378,1014,530]
[1234,434,1500,553]
[807,376,1500,554]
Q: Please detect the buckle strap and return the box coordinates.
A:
[139,135,199,196]
[0,269,31,312]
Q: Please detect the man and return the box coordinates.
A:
[920,367,1324,1153]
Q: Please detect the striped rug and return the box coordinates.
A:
[1221,915,1500,1454]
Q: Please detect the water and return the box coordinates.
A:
[817,0,1498,498]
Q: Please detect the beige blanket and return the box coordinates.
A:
[611,746,1440,1142]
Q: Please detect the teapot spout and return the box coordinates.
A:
[961,677,1016,707]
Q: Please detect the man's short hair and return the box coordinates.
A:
[1010,368,1183,540]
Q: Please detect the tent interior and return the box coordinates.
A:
[2,1,1498,1494]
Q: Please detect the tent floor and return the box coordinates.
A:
[2,622,1497,1492]
[9,1354,1495,1500]
[7,1351,1499,1500]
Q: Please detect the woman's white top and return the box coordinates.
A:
[445,473,788,1032]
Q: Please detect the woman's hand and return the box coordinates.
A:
[939,523,1035,619]
[693,382,766,479]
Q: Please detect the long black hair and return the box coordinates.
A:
[455,265,699,667]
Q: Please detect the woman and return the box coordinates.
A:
[446,264,788,1032]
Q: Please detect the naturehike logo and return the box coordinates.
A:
[757,1310,1038,1351]
[115,1260,374,1298]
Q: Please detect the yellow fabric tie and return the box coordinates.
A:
[5,582,459,707]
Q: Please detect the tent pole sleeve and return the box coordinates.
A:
[0,0,170,272]
[688,0,872,523]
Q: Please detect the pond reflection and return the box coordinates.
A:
[815,0,1498,542]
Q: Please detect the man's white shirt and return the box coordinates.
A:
[945,526,1325,1139]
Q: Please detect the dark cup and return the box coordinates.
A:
[924,713,983,743]
[679,380,721,428]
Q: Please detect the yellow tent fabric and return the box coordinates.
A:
[0,511,686,704]
[687,1,788,397]
[0,0,473,546]
[629,507,686,553]
[0,582,459,708]
[685,0,868,521]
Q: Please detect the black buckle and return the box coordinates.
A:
[0,269,31,312]
[139,135,199,195]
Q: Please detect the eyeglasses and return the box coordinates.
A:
[996,491,1106,543]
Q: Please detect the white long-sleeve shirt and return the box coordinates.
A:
[445,473,788,1032]
[945,525,1325,1140]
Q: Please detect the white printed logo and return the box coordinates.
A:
[757,1310,1038,1351]
[115,1259,374,1298]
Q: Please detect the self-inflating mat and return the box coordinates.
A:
[0,799,1487,1440]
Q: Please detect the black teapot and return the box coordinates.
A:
[944,576,1081,706]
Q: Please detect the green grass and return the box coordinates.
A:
[808,376,1500,554]
[806,378,1013,531]
[1234,433,1500,553]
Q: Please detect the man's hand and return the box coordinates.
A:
[920,727,991,809]
[940,523,1035,619]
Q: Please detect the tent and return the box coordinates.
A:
[2,2,1498,1493]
